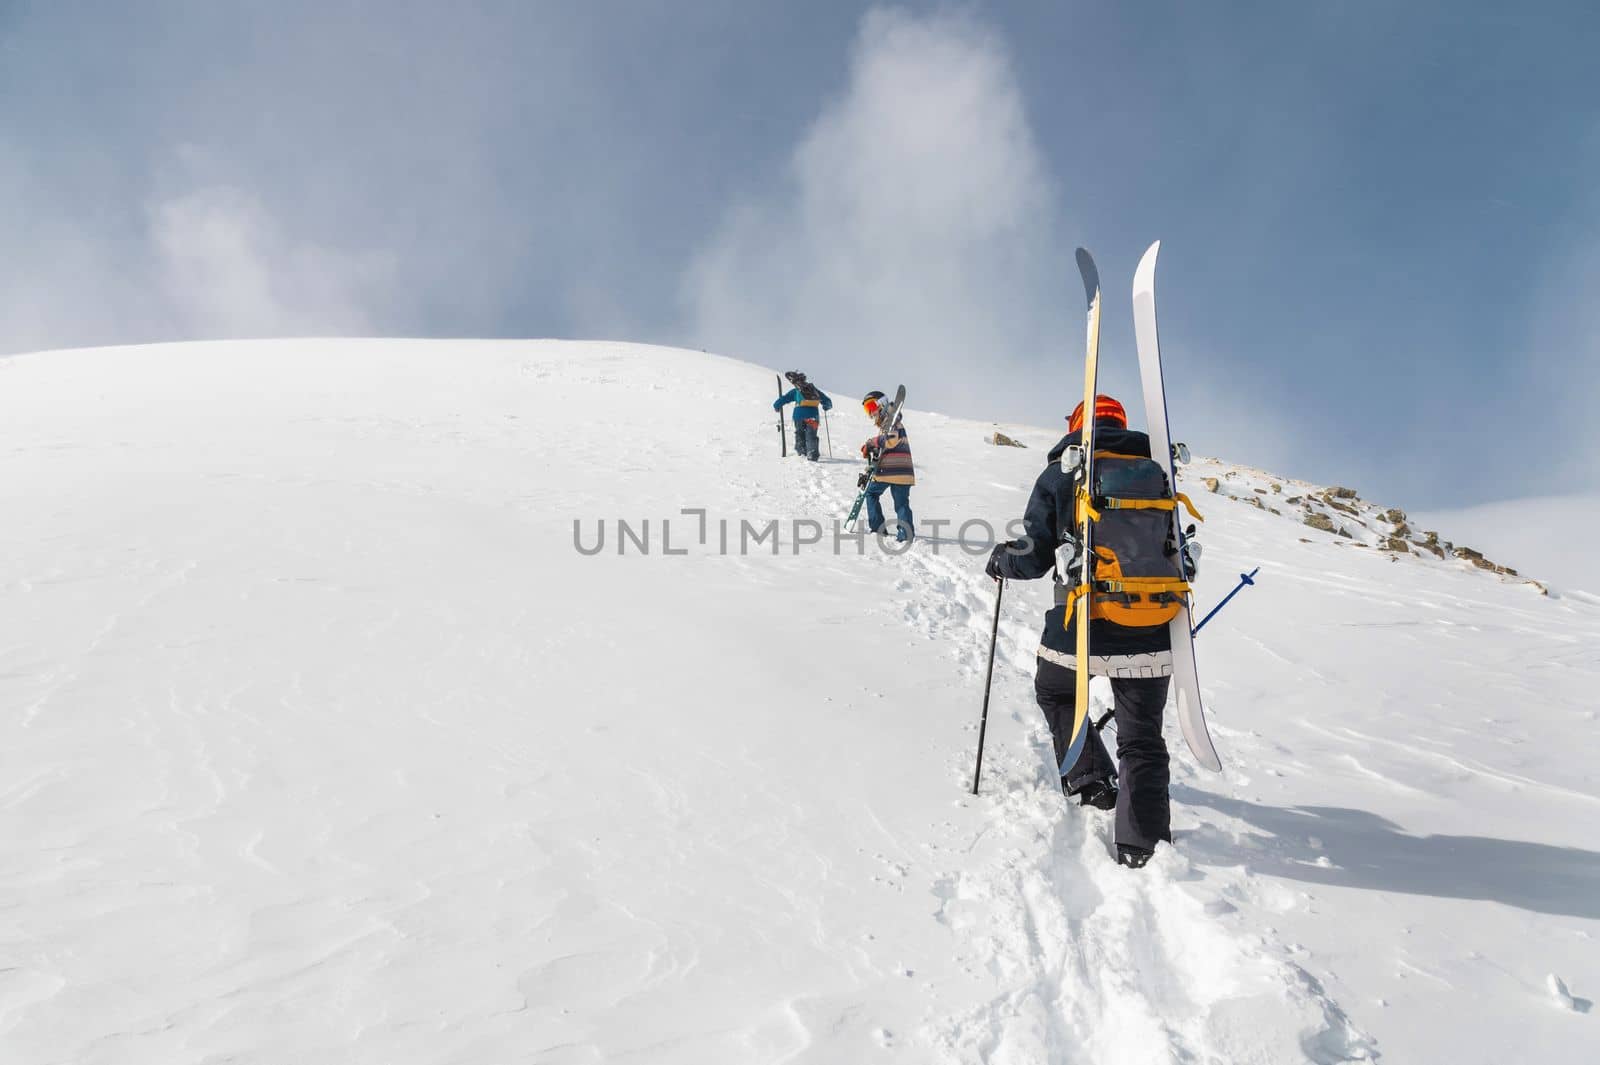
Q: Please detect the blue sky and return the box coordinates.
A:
[3,1,1596,511]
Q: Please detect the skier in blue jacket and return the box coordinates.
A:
[773,371,833,461]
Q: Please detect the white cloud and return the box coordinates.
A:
[0,150,392,355]
[685,8,1069,410]
[150,184,390,339]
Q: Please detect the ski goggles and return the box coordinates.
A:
[862,396,884,418]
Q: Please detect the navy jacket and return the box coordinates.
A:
[993,425,1172,658]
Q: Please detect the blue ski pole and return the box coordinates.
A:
[1192,567,1260,637]
[1094,567,1260,736]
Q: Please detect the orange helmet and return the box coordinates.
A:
[1068,394,1127,433]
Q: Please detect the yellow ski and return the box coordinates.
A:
[1060,248,1101,774]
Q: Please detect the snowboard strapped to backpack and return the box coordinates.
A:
[794,381,823,425]
[1058,449,1203,628]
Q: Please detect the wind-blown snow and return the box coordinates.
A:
[1416,494,1600,596]
[1,340,1595,1063]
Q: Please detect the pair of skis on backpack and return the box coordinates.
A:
[1062,242,1223,774]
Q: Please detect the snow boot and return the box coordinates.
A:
[1115,843,1154,869]
[1066,776,1118,811]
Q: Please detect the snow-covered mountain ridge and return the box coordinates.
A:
[1,339,1593,1065]
[1187,458,1538,589]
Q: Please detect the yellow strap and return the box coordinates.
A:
[1062,583,1089,626]
[1076,486,1101,523]
[1100,497,1175,512]
[1174,492,1204,522]
[1098,577,1191,595]
[1095,492,1205,522]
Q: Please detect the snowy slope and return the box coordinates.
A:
[1,340,1595,1064]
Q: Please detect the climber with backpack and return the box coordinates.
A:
[773,371,833,461]
[984,394,1202,869]
[859,389,915,543]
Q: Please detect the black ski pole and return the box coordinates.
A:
[971,577,1004,795]
[775,374,787,457]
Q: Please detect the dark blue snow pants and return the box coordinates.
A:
[865,482,913,541]
[1035,658,1172,851]
[794,420,820,461]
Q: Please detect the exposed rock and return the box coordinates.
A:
[1304,513,1338,533]
[1246,496,1265,510]
[1383,508,1407,524]
[1383,536,1411,553]
[990,431,1026,448]
[1326,499,1360,516]
[1285,495,1302,505]
[1328,486,1358,499]
[1203,477,1220,493]
[1415,539,1446,559]
[1270,482,1283,494]
[1454,546,1518,576]
[1337,526,1353,538]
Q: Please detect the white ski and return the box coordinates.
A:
[1132,241,1223,772]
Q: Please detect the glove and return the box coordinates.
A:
[857,472,870,489]
[860,442,870,458]
[986,542,1010,580]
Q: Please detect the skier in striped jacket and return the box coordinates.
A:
[859,390,914,543]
